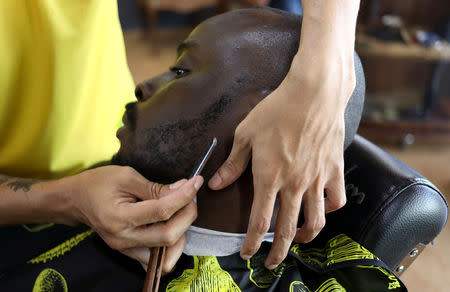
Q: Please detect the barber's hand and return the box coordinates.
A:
[209,54,355,269]
[120,234,186,273]
[68,166,202,267]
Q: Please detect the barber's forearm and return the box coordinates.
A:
[300,0,359,48]
[292,0,360,99]
[0,174,76,226]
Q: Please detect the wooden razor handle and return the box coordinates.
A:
[143,246,166,292]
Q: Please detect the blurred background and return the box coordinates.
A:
[116,0,450,290]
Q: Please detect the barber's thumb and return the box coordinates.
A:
[208,144,251,190]
[147,178,190,200]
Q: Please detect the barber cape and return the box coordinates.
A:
[0,223,406,291]
[161,233,406,291]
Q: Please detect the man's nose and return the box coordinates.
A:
[134,81,154,102]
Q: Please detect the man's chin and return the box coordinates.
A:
[116,126,125,139]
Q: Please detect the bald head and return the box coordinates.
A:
[192,7,302,92]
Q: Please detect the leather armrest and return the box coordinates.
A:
[318,135,448,270]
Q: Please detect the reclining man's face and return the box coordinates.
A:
[111,11,286,183]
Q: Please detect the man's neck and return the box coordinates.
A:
[193,170,278,233]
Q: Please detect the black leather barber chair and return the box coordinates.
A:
[317,134,448,276]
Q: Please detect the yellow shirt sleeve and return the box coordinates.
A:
[0,0,135,179]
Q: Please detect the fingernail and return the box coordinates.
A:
[266,264,278,270]
[241,254,252,260]
[170,179,187,190]
[194,176,204,191]
[209,173,222,188]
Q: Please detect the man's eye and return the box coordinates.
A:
[170,67,190,77]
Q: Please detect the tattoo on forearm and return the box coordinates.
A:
[0,175,40,192]
[7,179,40,192]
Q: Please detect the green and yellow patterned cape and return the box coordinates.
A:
[0,223,406,291]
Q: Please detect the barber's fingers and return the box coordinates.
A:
[240,172,277,260]
[119,247,150,270]
[209,126,251,190]
[264,189,302,269]
[324,169,346,213]
[122,176,202,227]
[116,166,162,201]
[128,201,197,248]
[118,166,188,201]
[294,183,326,243]
[161,234,186,275]
[121,235,186,273]
[122,235,186,274]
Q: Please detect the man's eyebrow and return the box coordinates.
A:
[176,41,197,56]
